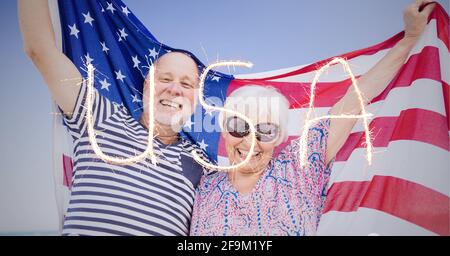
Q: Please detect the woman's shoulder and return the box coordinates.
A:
[273,139,301,169]
[197,169,228,193]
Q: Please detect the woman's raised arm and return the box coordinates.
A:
[325,0,436,165]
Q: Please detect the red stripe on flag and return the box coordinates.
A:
[229,46,443,108]
[372,46,442,103]
[323,175,450,236]
[62,154,73,189]
[431,4,450,51]
[335,108,449,161]
[245,32,404,81]
[443,82,450,128]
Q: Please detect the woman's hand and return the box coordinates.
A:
[404,0,436,39]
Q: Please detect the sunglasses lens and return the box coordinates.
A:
[226,117,279,142]
[256,123,279,142]
[226,117,249,138]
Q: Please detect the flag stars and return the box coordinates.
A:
[132,55,141,68]
[106,2,116,14]
[122,6,131,16]
[183,119,194,131]
[211,75,220,82]
[148,47,158,59]
[113,102,125,109]
[82,12,94,26]
[115,70,126,82]
[119,28,128,39]
[118,28,128,41]
[100,41,109,54]
[100,79,111,91]
[68,24,80,39]
[84,53,94,65]
[198,139,208,151]
[132,94,141,103]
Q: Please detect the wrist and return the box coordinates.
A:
[402,34,420,45]
[398,35,419,52]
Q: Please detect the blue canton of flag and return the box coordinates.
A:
[57,0,233,162]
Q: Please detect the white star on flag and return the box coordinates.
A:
[84,53,94,65]
[149,47,158,59]
[198,139,208,151]
[133,95,141,102]
[106,2,116,14]
[132,55,141,68]
[122,6,131,16]
[211,75,220,82]
[183,119,194,131]
[118,28,128,41]
[112,102,122,109]
[68,24,80,39]
[100,79,111,91]
[113,102,126,110]
[100,41,109,54]
[132,94,141,103]
[115,70,126,82]
[82,12,94,26]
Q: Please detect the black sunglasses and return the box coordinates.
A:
[225,116,279,143]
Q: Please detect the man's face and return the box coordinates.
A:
[143,52,199,131]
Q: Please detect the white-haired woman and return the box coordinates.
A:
[190,1,435,236]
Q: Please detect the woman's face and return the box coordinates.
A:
[223,115,280,175]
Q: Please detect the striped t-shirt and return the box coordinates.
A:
[61,82,207,236]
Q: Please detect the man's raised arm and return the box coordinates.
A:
[18,0,82,118]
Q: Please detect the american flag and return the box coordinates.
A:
[49,0,449,235]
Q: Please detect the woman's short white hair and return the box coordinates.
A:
[218,85,290,146]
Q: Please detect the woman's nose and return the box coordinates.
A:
[242,135,261,148]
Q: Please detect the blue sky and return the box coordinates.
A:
[0,0,448,234]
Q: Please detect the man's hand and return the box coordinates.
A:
[404,0,436,39]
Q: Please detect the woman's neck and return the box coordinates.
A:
[228,169,264,195]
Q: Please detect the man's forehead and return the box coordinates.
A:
[156,52,196,66]
[157,70,199,81]
[155,53,199,78]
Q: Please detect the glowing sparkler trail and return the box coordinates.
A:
[85,64,157,165]
[84,57,372,171]
[298,57,374,168]
[192,61,258,171]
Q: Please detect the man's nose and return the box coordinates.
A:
[166,82,183,97]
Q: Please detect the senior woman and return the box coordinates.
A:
[190,0,435,236]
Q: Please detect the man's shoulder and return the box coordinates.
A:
[177,137,213,188]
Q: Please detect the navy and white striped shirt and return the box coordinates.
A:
[61,82,207,236]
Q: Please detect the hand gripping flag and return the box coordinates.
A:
[49,0,449,235]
